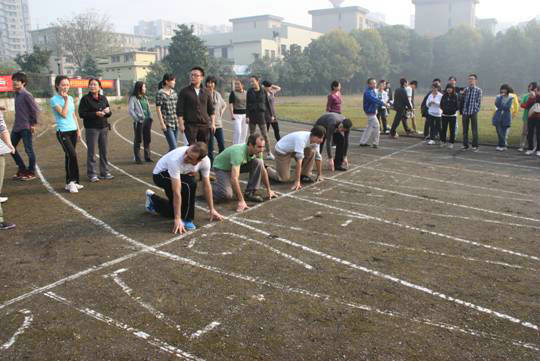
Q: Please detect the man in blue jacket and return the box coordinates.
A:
[360,78,387,148]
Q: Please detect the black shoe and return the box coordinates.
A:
[300,175,314,183]
[359,143,369,147]
[0,222,16,230]
[145,158,153,163]
[335,166,347,171]
[135,158,143,164]
[244,191,264,203]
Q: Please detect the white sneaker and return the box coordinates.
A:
[525,149,535,155]
[536,151,540,157]
[517,147,524,152]
[500,147,507,152]
[265,152,275,161]
[472,147,479,152]
[0,196,7,203]
[76,183,84,190]
[496,146,502,151]
[145,189,157,215]
[427,140,435,145]
[67,181,78,193]
[448,143,454,149]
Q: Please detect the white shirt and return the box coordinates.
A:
[427,92,443,117]
[376,89,389,103]
[194,87,200,96]
[275,131,322,161]
[153,146,211,179]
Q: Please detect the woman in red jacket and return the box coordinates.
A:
[524,88,540,156]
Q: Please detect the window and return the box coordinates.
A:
[265,49,270,58]
[281,44,287,54]
[271,50,276,58]
[209,48,215,57]
[222,47,228,59]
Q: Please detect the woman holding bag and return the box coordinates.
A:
[79,78,113,181]
[128,81,153,164]
[492,84,513,152]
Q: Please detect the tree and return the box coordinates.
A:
[144,61,171,99]
[54,11,118,69]
[277,44,315,95]
[164,24,208,85]
[352,29,390,88]
[248,56,279,82]
[378,26,412,80]
[78,55,102,77]
[207,55,235,89]
[14,46,52,73]
[306,30,360,93]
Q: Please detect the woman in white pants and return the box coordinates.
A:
[229,80,248,144]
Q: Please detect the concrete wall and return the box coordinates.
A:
[414,0,477,37]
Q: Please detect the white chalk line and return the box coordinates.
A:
[229,217,539,332]
[23,166,540,353]
[0,309,33,351]
[187,234,244,256]
[189,322,221,340]
[242,217,536,272]
[341,219,354,227]
[359,166,529,198]
[187,232,313,270]
[104,269,186,335]
[44,292,204,361]
[329,177,540,225]
[310,195,540,231]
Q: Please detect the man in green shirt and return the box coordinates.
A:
[213,134,277,212]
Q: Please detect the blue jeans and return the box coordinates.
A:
[495,123,509,147]
[208,127,225,164]
[11,129,35,172]
[163,127,178,152]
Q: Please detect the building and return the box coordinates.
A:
[135,19,232,40]
[412,0,479,37]
[476,18,497,35]
[0,0,32,62]
[98,50,157,82]
[200,15,322,66]
[30,27,154,75]
[308,6,385,33]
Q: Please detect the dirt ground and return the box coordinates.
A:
[0,105,539,361]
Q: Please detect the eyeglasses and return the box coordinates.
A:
[191,74,203,78]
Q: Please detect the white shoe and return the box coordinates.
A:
[76,183,84,190]
[500,147,507,152]
[517,147,524,152]
[145,189,157,215]
[496,146,502,151]
[67,181,79,193]
[0,196,7,203]
[472,147,479,152]
[427,140,435,145]
[525,149,535,155]
[448,143,454,149]
[536,151,540,157]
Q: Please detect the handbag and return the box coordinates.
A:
[529,102,540,119]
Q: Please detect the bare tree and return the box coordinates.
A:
[54,10,118,69]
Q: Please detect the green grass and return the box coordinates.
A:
[275,95,524,146]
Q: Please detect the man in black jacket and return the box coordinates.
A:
[389,78,412,138]
[177,67,215,146]
[247,76,273,159]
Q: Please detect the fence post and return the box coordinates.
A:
[76,76,83,99]
[116,78,121,97]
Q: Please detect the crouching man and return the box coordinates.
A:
[267,126,326,191]
[213,134,277,213]
[145,142,224,234]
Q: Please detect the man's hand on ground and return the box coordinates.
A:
[236,201,249,213]
[209,208,224,221]
[173,218,186,234]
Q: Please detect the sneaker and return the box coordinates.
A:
[145,189,157,215]
[89,176,99,183]
[183,220,197,231]
[462,145,469,150]
[145,158,153,163]
[99,173,114,180]
[265,152,275,161]
[244,191,264,203]
[300,175,314,184]
[0,222,16,230]
[75,183,84,190]
[500,147,507,152]
[371,144,378,149]
[536,151,540,157]
[390,134,399,139]
[496,146,502,151]
[12,171,24,180]
[427,140,435,145]
[67,181,79,193]
[517,147,524,152]
[525,149,536,155]
[20,171,36,181]
[0,196,7,203]
[448,143,454,149]
[472,147,479,152]
[359,143,369,147]
[335,166,347,171]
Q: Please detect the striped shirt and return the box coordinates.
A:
[156,89,178,129]
[462,86,482,115]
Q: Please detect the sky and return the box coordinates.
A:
[30,0,540,33]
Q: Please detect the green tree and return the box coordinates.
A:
[378,26,412,80]
[14,46,52,73]
[405,32,433,86]
[78,55,102,77]
[352,29,390,81]
[277,44,315,95]
[164,24,208,85]
[248,56,279,82]
[144,61,171,99]
[306,30,360,93]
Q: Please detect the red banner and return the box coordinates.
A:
[0,76,13,92]
[68,78,115,89]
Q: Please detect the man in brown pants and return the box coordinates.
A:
[267,126,326,191]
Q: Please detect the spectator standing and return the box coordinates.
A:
[523,87,540,156]
[461,74,483,151]
[263,81,281,141]
[156,74,179,152]
[78,78,113,182]
[376,80,389,134]
[440,84,459,148]
[425,84,443,145]
[128,81,153,164]
[326,81,343,114]
[519,82,538,152]
[229,80,248,144]
[421,78,441,139]
[205,76,226,164]
[360,78,386,148]
[50,76,83,193]
[246,76,273,160]
[492,84,514,151]
[408,80,418,134]
[0,106,16,229]
[10,72,40,181]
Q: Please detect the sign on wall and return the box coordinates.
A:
[68,78,115,89]
[0,76,14,92]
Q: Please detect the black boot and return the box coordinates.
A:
[144,148,153,162]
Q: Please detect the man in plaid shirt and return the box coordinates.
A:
[461,74,482,151]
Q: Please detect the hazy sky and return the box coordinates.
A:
[31,0,540,33]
